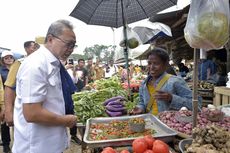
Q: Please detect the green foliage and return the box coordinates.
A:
[83,44,116,63]
[93,76,122,90]
[69,53,87,61]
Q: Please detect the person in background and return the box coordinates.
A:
[130,48,200,115]
[121,64,134,82]
[75,59,88,87]
[121,65,128,82]
[105,60,118,78]
[86,58,95,83]
[4,41,38,127]
[166,63,177,76]
[104,63,110,79]
[12,19,77,153]
[94,60,105,80]
[178,62,189,77]
[118,65,124,76]
[198,57,216,80]
[0,51,15,153]
[134,64,142,75]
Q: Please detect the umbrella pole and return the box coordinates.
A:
[192,48,199,137]
[121,0,131,99]
[123,25,132,100]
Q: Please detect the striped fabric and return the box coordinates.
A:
[70,0,177,28]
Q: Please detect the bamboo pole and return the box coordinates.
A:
[192,48,199,136]
[121,0,131,98]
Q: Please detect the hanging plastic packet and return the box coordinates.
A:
[119,26,142,49]
[184,0,229,50]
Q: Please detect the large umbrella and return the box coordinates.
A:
[70,0,177,95]
[70,0,177,28]
[133,22,172,44]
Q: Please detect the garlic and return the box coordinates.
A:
[207,104,216,110]
[180,107,188,111]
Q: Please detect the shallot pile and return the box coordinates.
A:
[158,108,230,136]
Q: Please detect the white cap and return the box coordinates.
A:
[1,51,14,58]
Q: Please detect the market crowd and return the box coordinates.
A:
[0,19,227,153]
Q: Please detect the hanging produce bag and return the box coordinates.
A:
[119,26,142,49]
[184,0,229,50]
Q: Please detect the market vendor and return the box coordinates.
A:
[130,48,201,115]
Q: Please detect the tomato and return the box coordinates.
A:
[132,138,148,153]
[143,150,154,153]
[101,150,115,153]
[144,135,155,149]
[152,140,169,153]
[102,147,116,153]
[120,149,130,153]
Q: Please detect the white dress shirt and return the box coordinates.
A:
[13,46,68,153]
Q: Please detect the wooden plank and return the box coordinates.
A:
[172,14,188,28]
[214,87,230,96]
[202,99,213,107]
[222,95,229,105]
[214,93,221,106]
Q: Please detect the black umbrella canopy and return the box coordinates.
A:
[70,0,178,28]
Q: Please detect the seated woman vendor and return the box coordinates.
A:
[130,48,200,115]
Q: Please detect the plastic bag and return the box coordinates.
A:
[184,0,229,50]
[119,26,142,49]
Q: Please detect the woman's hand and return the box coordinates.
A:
[129,107,143,115]
[154,90,172,102]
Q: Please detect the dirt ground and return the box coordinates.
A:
[0,127,88,153]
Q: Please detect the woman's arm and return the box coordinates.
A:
[169,77,194,110]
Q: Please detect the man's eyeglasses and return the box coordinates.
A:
[51,34,77,49]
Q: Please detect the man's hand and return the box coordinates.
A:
[64,115,77,128]
[4,110,14,126]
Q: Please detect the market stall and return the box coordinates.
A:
[187,81,215,107]
[70,0,230,152]
[73,76,179,152]
[73,75,230,153]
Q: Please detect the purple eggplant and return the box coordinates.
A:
[108,104,124,108]
[103,96,125,106]
[107,100,124,106]
[106,110,123,117]
[106,105,126,112]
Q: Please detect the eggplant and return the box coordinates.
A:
[103,96,125,106]
[106,110,123,117]
[108,104,124,108]
[107,99,125,106]
[106,105,126,112]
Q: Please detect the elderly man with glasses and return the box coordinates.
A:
[12,20,78,153]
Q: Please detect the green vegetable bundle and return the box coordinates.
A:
[93,76,123,90]
[73,87,128,123]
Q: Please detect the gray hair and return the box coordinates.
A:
[45,19,74,43]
